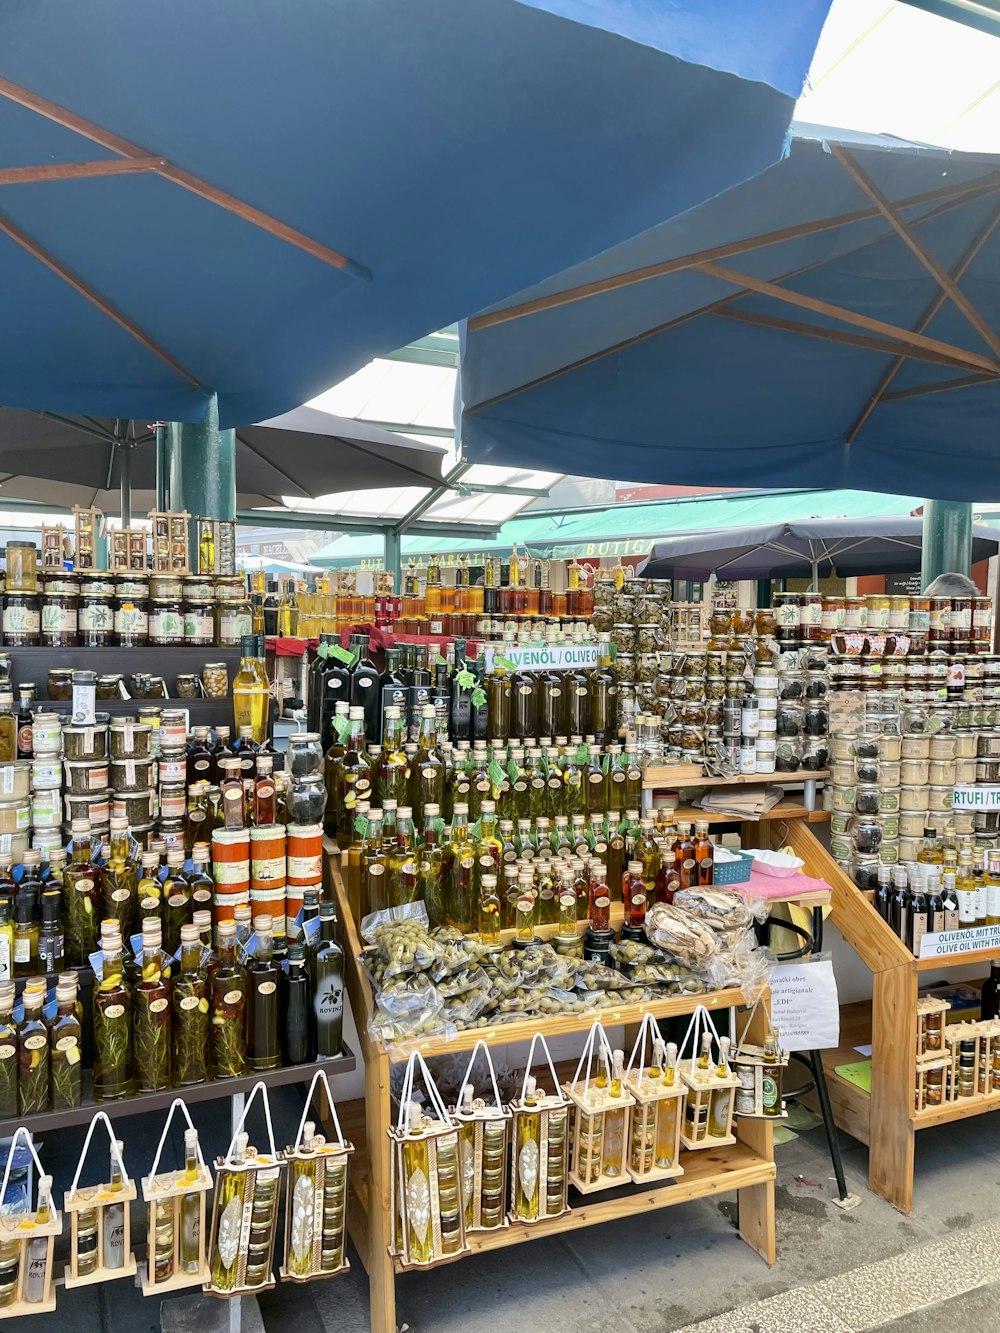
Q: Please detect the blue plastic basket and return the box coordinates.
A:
[712,848,755,886]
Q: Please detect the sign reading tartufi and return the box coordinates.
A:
[953,785,1000,812]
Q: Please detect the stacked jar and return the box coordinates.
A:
[283,732,327,932]
[0,758,31,862]
[107,717,156,840]
[593,579,671,748]
[3,541,40,647]
[61,716,111,840]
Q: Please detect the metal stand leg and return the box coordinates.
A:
[808,1049,849,1202]
[802,778,817,812]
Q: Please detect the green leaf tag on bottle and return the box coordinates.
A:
[329,644,354,665]
[332,714,352,744]
[316,641,331,660]
[488,759,506,787]
[602,752,611,774]
[471,687,487,708]
[507,758,521,785]
[494,654,516,671]
[456,668,476,689]
[354,814,369,837]
[575,742,590,765]
[432,652,447,668]
[608,642,618,660]
[469,818,482,840]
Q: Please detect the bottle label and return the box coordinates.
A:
[56,1035,79,1052]
[149,997,169,1014]
[179,995,200,1011]
[762,1075,779,1110]
[13,938,30,963]
[213,860,250,885]
[102,1004,126,1020]
[252,855,286,882]
[0,1045,13,1060]
[588,773,603,784]
[595,893,610,908]
[23,1033,47,1051]
[2,604,40,634]
[289,853,322,880]
[116,605,149,636]
[258,980,277,995]
[111,888,131,903]
[631,891,646,907]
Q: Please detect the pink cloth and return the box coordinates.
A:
[740,867,831,900]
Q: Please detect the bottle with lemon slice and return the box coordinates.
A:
[93,923,134,1101]
[172,923,209,1085]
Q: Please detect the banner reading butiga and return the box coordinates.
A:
[483,644,599,671]
[952,785,1000,812]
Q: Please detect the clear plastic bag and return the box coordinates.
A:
[644,902,720,970]
[370,972,448,1044]
[704,934,775,1004]
[672,888,755,933]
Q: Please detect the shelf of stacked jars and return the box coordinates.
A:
[598,590,829,780]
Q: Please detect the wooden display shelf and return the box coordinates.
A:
[0,1049,356,1139]
[643,767,828,789]
[668,801,830,826]
[327,845,777,1333]
[786,818,1000,1213]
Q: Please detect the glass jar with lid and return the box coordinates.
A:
[97,674,127,700]
[216,598,252,647]
[708,607,732,649]
[776,700,803,736]
[773,593,800,642]
[820,597,845,638]
[183,597,215,646]
[850,815,882,856]
[775,736,801,772]
[285,773,327,823]
[149,598,184,645]
[854,782,881,816]
[115,596,149,647]
[79,591,114,646]
[5,541,38,593]
[40,583,79,646]
[46,667,74,700]
[799,592,823,641]
[2,592,40,645]
[287,732,324,778]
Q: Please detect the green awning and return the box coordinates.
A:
[311,489,924,569]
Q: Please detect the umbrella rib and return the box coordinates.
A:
[698,261,1000,375]
[0,76,370,283]
[0,158,164,185]
[882,372,994,402]
[468,174,1000,332]
[0,211,202,387]
[845,198,1000,440]
[832,147,1000,363]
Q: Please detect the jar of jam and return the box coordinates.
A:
[183,574,215,603]
[864,593,890,630]
[183,599,215,646]
[115,597,149,647]
[821,597,845,637]
[843,596,867,630]
[730,607,755,636]
[928,597,951,645]
[79,592,114,646]
[115,574,149,601]
[2,591,40,645]
[773,593,800,643]
[40,585,79,646]
[149,599,184,645]
[5,540,38,592]
[149,574,183,601]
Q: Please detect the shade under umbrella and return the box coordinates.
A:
[0,407,448,512]
[460,125,1000,501]
[0,0,831,426]
[639,516,1000,585]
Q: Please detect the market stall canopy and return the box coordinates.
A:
[0,0,831,426]
[459,126,1000,501]
[639,516,1000,585]
[311,487,929,567]
[0,407,447,511]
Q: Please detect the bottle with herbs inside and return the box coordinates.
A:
[0,982,15,1117]
[50,976,82,1109]
[64,819,99,967]
[211,920,247,1078]
[172,923,210,1086]
[134,918,172,1092]
[18,979,50,1115]
[93,923,134,1102]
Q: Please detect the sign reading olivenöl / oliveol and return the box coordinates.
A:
[483,644,600,671]
[953,786,1000,812]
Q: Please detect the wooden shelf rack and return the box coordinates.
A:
[326,846,778,1333]
[784,819,1000,1213]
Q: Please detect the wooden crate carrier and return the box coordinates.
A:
[623,1013,685,1183]
[452,1040,511,1233]
[0,1128,61,1317]
[63,1110,137,1287]
[109,527,147,572]
[509,1033,571,1225]
[204,1080,286,1298]
[732,995,790,1120]
[389,1049,470,1269]
[148,509,190,574]
[140,1097,213,1296]
[280,1068,354,1283]
[677,1006,740,1150]
[563,1022,635,1194]
[71,506,103,570]
[39,524,66,570]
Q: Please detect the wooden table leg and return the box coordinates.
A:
[868,963,917,1213]
[366,1046,397,1333]
[735,998,776,1263]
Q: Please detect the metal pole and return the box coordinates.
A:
[384,528,402,592]
[119,446,132,527]
[921,499,973,589]
[155,423,168,510]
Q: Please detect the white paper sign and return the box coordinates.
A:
[918,922,1000,959]
[953,785,1000,812]
[768,959,840,1052]
[483,644,599,672]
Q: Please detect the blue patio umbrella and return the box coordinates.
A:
[0,0,831,427]
[459,126,1000,502]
